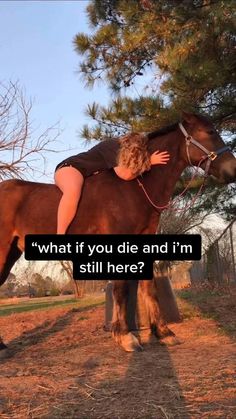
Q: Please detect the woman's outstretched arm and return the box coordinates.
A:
[114,150,170,180]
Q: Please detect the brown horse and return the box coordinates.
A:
[0,112,235,351]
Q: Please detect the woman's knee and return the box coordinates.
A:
[55,166,84,193]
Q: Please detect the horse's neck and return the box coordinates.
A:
[144,134,187,205]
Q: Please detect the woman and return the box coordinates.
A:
[54,133,170,234]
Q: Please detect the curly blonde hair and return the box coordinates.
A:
[117,132,151,176]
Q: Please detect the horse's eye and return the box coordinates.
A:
[207,129,215,135]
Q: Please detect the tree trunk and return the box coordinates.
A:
[127,280,138,331]
[73,279,81,299]
[154,276,181,323]
[104,281,113,331]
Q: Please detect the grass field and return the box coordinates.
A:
[0,293,105,317]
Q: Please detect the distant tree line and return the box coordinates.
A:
[0,271,107,299]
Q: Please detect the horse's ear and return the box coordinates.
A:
[182,111,195,124]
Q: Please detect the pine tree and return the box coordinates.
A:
[74,0,235,220]
[75,0,235,136]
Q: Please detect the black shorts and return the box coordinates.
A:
[55,154,109,178]
[55,160,88,178]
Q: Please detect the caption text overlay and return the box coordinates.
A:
[25,234,201,280]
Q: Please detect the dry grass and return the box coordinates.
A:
[0,289,235,418]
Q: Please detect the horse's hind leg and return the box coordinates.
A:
[0,236,22,285]
[140,280,176,343]
[0,236,22,350]
[0,337,7,350]
[112,281,142,352]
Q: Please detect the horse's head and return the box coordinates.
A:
[180,112,236,184]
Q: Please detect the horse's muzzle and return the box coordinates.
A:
[220,159,236,184]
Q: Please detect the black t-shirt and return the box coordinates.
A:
[55,139,120,177]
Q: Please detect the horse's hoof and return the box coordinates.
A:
[0,342,8,360]
[103,324,112,332]
[120,332,143,352]
[159,336,182,346]
[0,341,7,350]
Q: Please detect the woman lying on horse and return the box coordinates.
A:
[55,133,170,234]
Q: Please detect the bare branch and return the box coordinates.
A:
[0,81,61,180]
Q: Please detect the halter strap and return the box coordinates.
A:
[178,122,231,176]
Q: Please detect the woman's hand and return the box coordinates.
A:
[114,150,170,179]
[150,150,170,165]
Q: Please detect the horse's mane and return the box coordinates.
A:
[147,122,179,140]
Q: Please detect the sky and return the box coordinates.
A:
[0,0,110,182]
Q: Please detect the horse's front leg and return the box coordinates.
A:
[112,280,142,352]
[140,279,177,345]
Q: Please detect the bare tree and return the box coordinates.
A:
[159,208,213,235]
[0,80,60,180]
[59,261,86,298]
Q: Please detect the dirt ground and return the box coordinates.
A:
[0,291,235,419]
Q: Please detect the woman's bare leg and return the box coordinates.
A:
[54,166,84,234]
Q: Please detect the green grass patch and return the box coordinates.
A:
[176,289,219,320]
[176,288,236,339]
[177,288,221,304]
[0,295,105,317]
[176,297,200,320]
